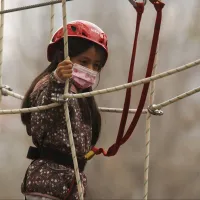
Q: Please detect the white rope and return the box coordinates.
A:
[0,59,199,115]
[144,57,157,200]
[0,0,4,101]
[1,88,147,114]
[50,0,54,40]
[99,107,147,114]
[1,84,200,115]
[144,0,164,196]
[144,110,151,200]
[61,1,84,199]
[0,101,61,114]
[62,59,200,99]
[150,86,200,111]
[0,0,72,15]
[2,88,24,99]
[144,24,160,200]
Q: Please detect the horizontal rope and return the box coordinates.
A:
[2,86,199,115]
[0,58,199,115]
[0,101,61,114]
[63,59,200,99]
[150,86,200,110]
[2,88,146,114]
[2,88,23,99]
[99,107,147,114]
[0,0,72,15]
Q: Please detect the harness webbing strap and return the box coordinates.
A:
[86,0,165,158]
[120,1,165,145]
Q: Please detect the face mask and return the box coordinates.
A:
[72,63,98,89]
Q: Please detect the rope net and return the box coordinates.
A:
[0,0,200,200]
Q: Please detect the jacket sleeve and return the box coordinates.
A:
[30,73,66,106]
[29,73,71,146]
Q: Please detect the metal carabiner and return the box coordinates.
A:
[148,104,164,116]
[128,0,147,8]
[0,85,13,96]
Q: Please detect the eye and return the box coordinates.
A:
[79,60,88,66]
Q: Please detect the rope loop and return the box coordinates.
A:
[150,0,165,11]
[128,0,147,8]
[0,85,12,96]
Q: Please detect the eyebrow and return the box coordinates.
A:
[79,56,90,60]
[80,56,101,63]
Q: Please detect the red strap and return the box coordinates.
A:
[106,2,145,156]
[90,2,144,157]
[120,1,165,145]
[115,3,144,148]
[92,0,165,157]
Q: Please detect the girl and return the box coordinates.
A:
[21,20,108,200]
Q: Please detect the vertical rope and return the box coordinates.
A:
[144,1,162,198]
[61,0,84,200]
[143,48,158,200]
[0,0,4,101]
[50,0,54,40]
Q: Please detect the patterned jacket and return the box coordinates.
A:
[21,73,93,200]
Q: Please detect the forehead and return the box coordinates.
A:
[76,46,102,61]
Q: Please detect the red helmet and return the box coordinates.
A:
[47,20,108,62]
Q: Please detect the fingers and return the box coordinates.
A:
[56,68,72,79]
[58,59,73,67]
[56,59,73,81]
[57,64,73,71]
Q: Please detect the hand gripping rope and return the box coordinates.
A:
[85,0,165,159]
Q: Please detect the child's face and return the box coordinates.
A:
[71,46,102,72]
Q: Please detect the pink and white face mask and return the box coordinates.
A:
[72,63,98,89]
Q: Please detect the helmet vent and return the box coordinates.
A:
[71,25,77,32]
[82,32,87,37]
